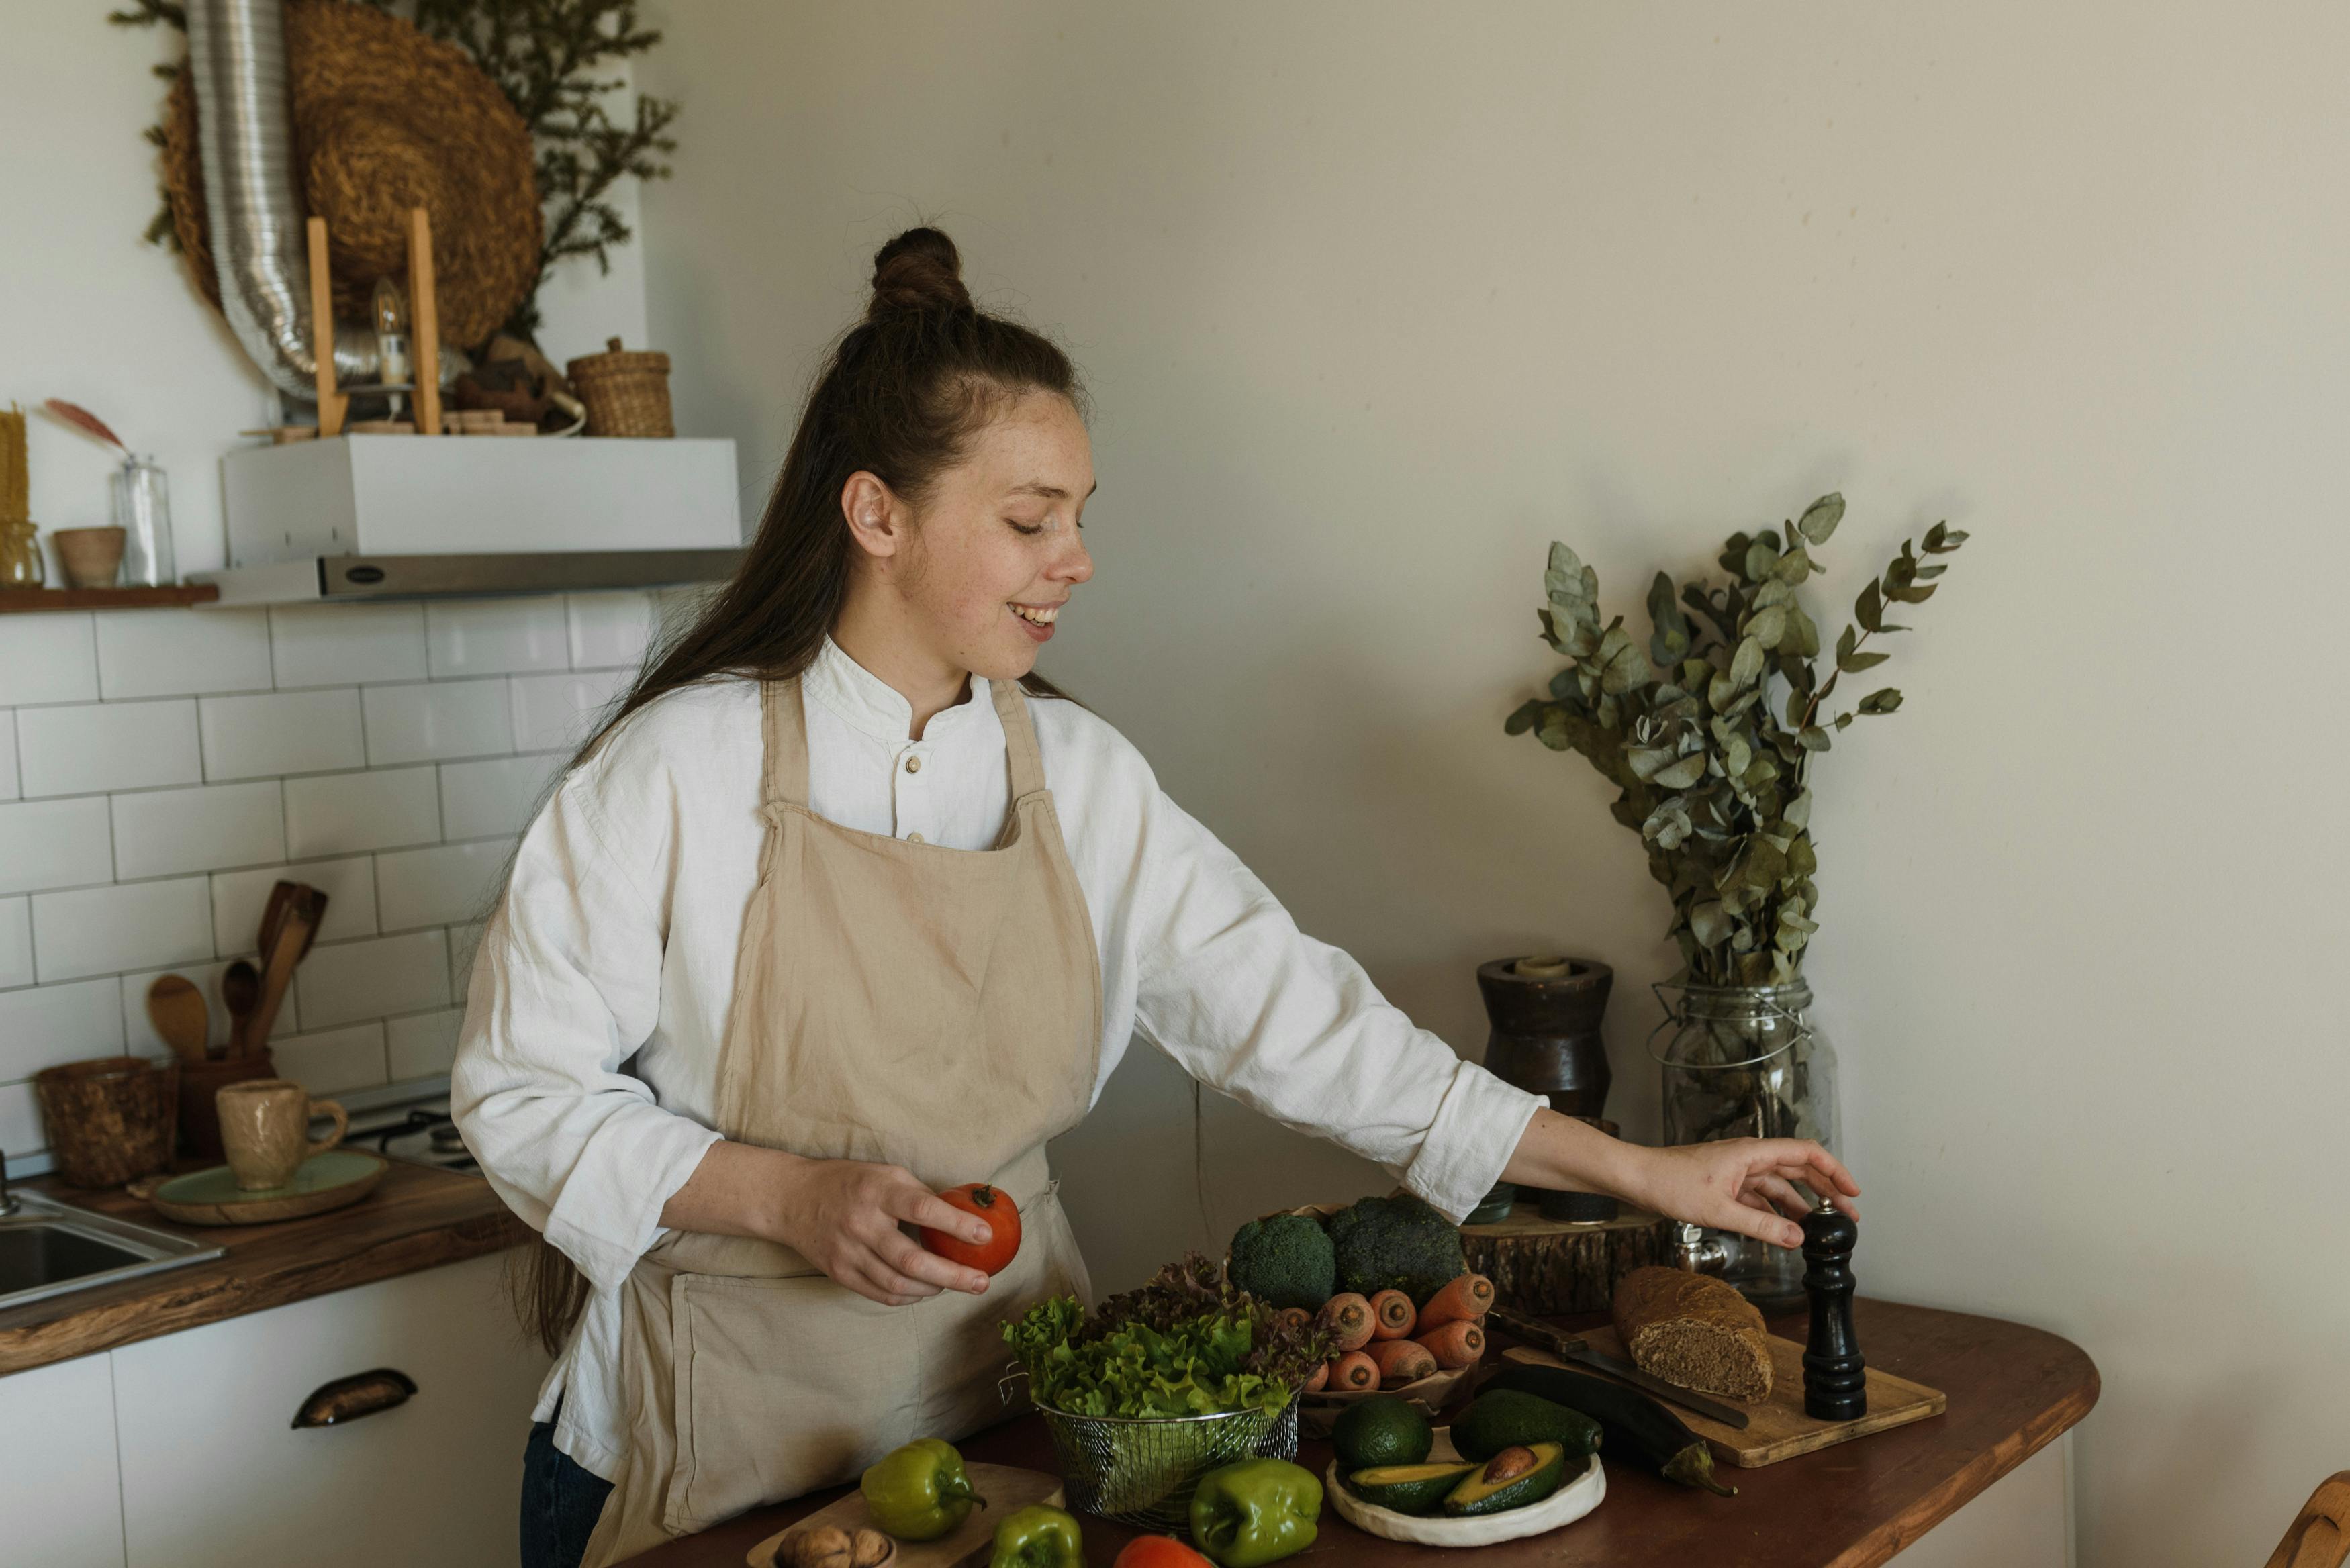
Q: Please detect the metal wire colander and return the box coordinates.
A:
[1002,1371,1301,1530]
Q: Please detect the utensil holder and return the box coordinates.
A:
[175,1048,279,1163]
[52,526,126,590]
[33,1055,179,1188]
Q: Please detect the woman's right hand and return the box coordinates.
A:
[661,1142,996,1306]
[766,1153,996,1306]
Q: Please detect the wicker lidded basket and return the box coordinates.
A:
[567,337,675,437]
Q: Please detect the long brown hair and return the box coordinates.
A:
[515,226,1089,1354]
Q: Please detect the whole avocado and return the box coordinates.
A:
[1227,1212,1337,1311]
[1326,1193,1466,1306]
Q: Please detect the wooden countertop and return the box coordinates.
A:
[636,1297,2098,1568]
[0,1160,530,1375]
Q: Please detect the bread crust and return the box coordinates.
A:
[1610,1265,1773,1400]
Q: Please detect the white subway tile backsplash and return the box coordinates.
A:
[0,897,31,989]
[387,1007,463,1080]
[296,929,449,1029]
[567,592,657,671]
[439,753,565,841]
[0,614,99,706]
[269,603,428,688]
[111,781,285,880]
[283,765,440,857]
[275,1020,388,1096]
[0,977,127,1081]
[199,688,365,780]
[210,855,377,953]
[0,711,18,801]
[0,1081,42,1159]
[0,797,115,895]
[510,668,628,752]
[363,679,512,765]
[376,839,515,932]
[94,609,272,699]
[31,877,212,983]
[426,598,570,677]
[120,959,297,1056]
[16,699,201,797]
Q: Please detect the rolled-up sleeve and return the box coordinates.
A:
[450,773,722,1293]
[1128,788,1542,1224]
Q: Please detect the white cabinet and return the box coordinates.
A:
[0,1352,126,1568]
[110,1253,548,1568]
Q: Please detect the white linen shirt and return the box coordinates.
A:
[451,637,1543,1479]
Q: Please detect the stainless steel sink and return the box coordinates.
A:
[0,1189,226,1314]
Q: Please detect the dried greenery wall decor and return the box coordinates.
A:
[113,0,678,341]
[1505,495,1969,986]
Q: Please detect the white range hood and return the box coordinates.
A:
[193,435,745,605]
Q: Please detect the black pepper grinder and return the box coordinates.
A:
[1800,1199,1868,1421]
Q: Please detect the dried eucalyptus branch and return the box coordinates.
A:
[1506,494,1971,986]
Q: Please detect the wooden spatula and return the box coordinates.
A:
[145,974,209,1066]
[237,882,329,1057]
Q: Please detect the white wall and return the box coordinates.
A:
[638,5,2347,1564]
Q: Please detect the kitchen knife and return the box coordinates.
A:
[1490,1306,1752,1430]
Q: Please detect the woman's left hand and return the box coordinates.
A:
[1625,1137,1861,1251]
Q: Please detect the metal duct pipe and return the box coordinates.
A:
[183,0,456,405]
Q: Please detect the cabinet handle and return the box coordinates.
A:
[291,1367,418,1429]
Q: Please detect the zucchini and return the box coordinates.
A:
[1485,1363,1737,1497]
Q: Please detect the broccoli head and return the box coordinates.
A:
[1226,1212,1337,1310]
[1327,1193,1466,1306]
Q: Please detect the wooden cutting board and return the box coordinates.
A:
[1504,1326,1946,1469]
[745,1465,1063,1567]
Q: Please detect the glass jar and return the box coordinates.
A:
[109,455,175,587]
[0,520,42,587]
[1652,977,1840,1313]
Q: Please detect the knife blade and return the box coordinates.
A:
[1490,1307,1752,1430]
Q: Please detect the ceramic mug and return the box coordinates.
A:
[214,1077,347,1191]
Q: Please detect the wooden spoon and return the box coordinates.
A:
[221,959,261,1058]
[145,974,209,1066]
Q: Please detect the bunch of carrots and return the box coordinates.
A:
[1278,1273,1495,1395]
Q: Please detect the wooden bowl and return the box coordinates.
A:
[32,1055,177,1188]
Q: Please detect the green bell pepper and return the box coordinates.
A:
[860,1437,985,1542]
[989,1503,1083,1567]
[1187,1457,1322,1567]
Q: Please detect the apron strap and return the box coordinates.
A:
[762,676,812,809]
[990,677,1048,800]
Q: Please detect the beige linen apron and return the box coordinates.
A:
[581,674,1102,1566]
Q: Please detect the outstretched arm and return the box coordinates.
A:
[1503,1108,1859,1248]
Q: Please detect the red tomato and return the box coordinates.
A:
[919,1182,1022,1275]
[1113,1538,1213,1568]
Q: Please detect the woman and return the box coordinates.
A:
[454,227,1857,1568]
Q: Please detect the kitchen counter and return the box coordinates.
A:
[634,1297,2097,1568]
[0,1161,530,1376]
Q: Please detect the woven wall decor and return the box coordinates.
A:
[162,0,541,352]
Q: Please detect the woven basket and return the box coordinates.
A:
[34,1055,179,1189]
[161,0,541,352]
[567,337,675,437]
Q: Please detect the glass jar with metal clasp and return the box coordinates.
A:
[1650,976,1840,1313]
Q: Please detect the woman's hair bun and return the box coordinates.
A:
[867,227,974,324]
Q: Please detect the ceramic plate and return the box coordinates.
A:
[1326,1428,1607,1547]
[148,1149,390,1225]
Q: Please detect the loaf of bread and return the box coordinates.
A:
[1610,1265,1773,1401]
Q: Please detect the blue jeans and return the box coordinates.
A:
[520,1410,614,1568]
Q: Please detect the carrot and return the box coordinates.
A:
[1416,1319,1485,1370]
[1317,1293,1375,1352]
[1276,1306,1313,1333]
[1417,1274,1495,1330]
[1328,1351,1380,1391]
[1366,1338,1437,1387]
[1368,1289,1417,1340]
[1302,1360,1331,1395]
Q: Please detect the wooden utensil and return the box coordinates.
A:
[256,879,301,971]
[220,960,261,1059]
[237,881,327,1057]
[243,897,318,1055]
[144,974,210,1067]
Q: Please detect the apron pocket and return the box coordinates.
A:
[667,1271,923,1535]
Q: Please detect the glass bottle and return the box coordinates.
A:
[1652,977,1840,1313]
[109,456,175,587]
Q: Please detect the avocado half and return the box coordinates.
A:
[1344,1461,1478,1516]
[1442,1442,1570,1518]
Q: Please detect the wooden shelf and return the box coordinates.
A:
[0,585,222,612]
